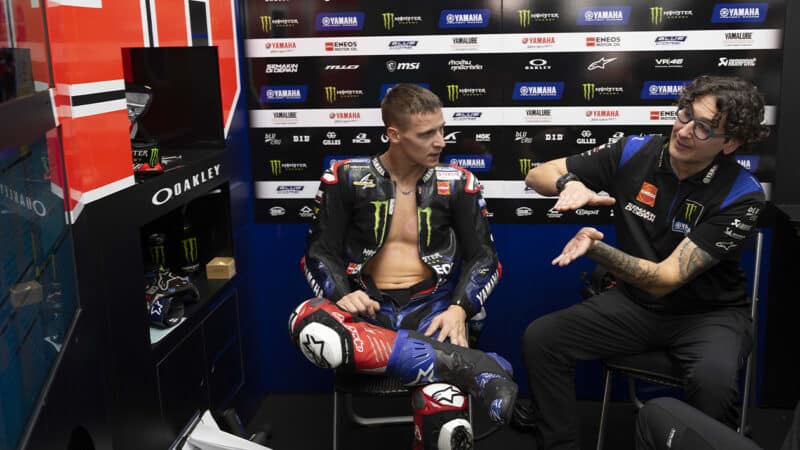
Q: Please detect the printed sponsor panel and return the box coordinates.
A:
[254,199,318,223]
[480,199,614,224]
[248,1,785,39]
[243,0,785,223]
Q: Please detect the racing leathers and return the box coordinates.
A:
[291,155,517,432]
[303,155,501,322]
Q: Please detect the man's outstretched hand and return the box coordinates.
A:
[552,227,604,267]
[553,181,616,211]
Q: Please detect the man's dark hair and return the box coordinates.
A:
[381,83,442,129]
[677,75,770,144]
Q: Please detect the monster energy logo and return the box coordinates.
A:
[417,207,432,247]
[324,86,337,103]
[150,245,166,267]
[181,237,199,266]
[446,84,459,102]
[382,12,395,30]
[683,202,699,221]
[260,16,272,32]
[650,7,664,24]
[270,160,281,175]
[371,200,390,245]
[519,159,532,175]
[149,147,159,167]
[582,83,595,101]
[518,9,531,27]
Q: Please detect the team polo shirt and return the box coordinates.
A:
[566,135,765,314]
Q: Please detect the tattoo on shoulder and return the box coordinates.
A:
[677,240,717,281]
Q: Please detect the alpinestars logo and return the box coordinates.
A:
[587,57,617,71]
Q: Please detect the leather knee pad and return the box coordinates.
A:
[412,384,473,450]
[289,298,354,370]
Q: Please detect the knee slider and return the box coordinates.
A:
[413,384,472,450]
[292,304,353,370]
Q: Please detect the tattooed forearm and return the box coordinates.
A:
[677,240,717,282]
[587,241,661,287]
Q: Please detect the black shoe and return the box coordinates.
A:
[510,399,538,434]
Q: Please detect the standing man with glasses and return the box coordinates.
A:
[519,75,770,449]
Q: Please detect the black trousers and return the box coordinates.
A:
[636,397,800,450]
[522,288,753,450]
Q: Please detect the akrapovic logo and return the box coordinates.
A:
[260,85,308,103]
[265,63,299,73]
[438,9,490,28]
[718,57,757,67]
[513,82,564,100]
[577,6,631,25]
[712,3,767,23]
[641,81,688,99]
[445,155,492,172]
[151,164,222,206]
[315,12,364,31]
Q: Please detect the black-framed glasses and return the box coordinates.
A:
[676,108,730,141]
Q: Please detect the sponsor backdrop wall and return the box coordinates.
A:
[240,0,782,399]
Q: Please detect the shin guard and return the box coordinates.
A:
[412,384,472,450]
[386,330,518,424]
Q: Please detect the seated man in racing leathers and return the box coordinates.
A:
[288,84,517,449]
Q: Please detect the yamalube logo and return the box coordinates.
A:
[152,164,222,206]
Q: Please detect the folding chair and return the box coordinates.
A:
[596,230,765,450]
